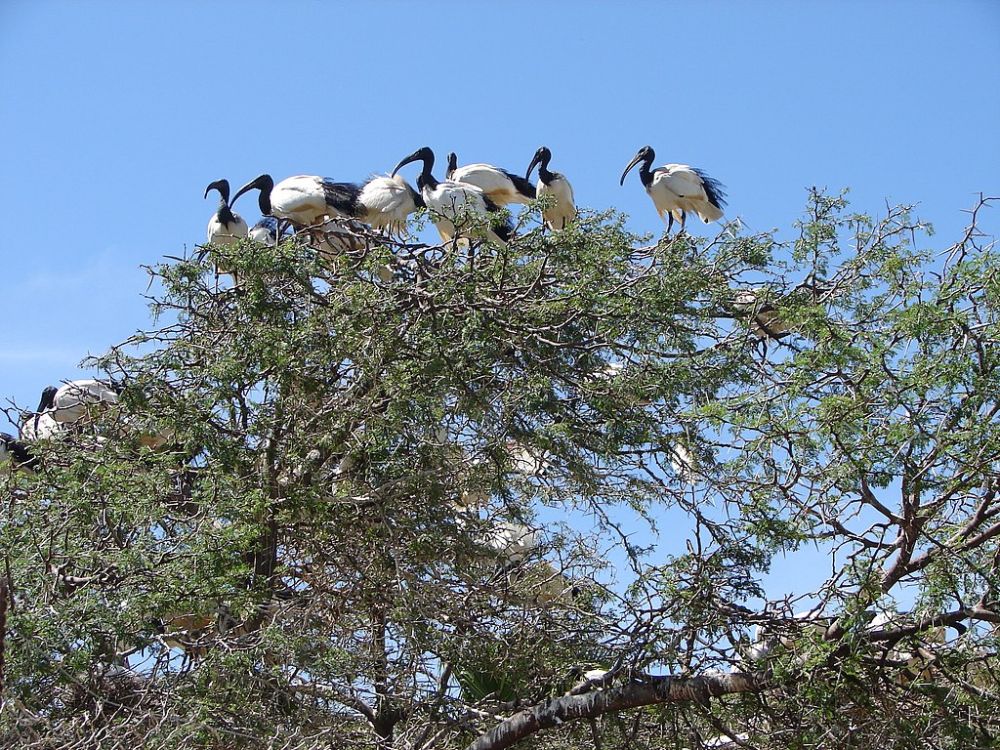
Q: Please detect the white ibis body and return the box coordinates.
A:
[234,173,423,237]
[20,410,65,441]
[232,174,360,228]
[392,147,512,247]
[446,151,536,206]
[620,146,726,233]
[204,180,249,246]
[355,174,424,234]
[49,379,119,423]
[526,146,576,230]
[485,520,539,564]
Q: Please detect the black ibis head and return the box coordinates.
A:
[526,146,553,180]
[392,147,434,177]
[37,385,57,413]
[620,145,655,186]
[392,147,438,190]
[231,174,275,215]
[204,179,231,204]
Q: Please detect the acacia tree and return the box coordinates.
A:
[0,192,997,750]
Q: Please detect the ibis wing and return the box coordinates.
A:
[358,175,419,229]
[321,180,362,216]
[501,169,536,200]
[659,165,708,201]
[270,176,336,222]
[450,164,533,203]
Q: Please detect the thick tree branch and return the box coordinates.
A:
[465,673,762,750]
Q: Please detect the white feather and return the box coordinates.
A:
[309,218,367,261]
[20,411,65,441]
[50,379,119,424]
[206,211,248,246]
[484,521,540,563]
[537,175,576,230]
[358,175,419,234]
[421,181,506,247]
[647,164,723,224]
[450,163,531,206]
[270,175,334,226]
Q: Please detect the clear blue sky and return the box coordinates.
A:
[1,1,998,600]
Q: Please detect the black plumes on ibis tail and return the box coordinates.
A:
[322,180,363,216]
[693,168,728,211]
[503,170,537,200]
[483,196,514,241]
[2,432,38,470]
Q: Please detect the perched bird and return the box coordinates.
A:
[231,174,360,228]
[1,432,38,470]
[731,290,790,340]
[353,174,424,235]
[19,410,64,442]
[526,146,576,230]
[204,180,249,246]
[49,379,119,423]
[392,147,512,247]
[446,151,536,206]
[248,216,288,246]
[484,520,540,564]
[620,145,726,233]
[19,387,63,441]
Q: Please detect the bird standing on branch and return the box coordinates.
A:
[620,145,726,233]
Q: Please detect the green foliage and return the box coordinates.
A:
[1,194,998,749]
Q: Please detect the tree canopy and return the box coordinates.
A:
[1,192,998,749]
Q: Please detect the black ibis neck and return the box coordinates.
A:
[219,201,237,225]
[37,386,57,412]
[538,162,556,184]
[638,159,654,188]
[258,189,271,216]
[419,152,437,191]
[418,171,438,191]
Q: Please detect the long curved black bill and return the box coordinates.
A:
[619,153,644,186]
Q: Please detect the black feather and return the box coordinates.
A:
[1,432,38,470]
[483,197,514,241]
[502,169,537,200]
[37,386,57,412]
[693,169,728,210]
[218,204,239,229]
[321,180,363,216]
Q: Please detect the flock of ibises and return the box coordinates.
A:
[202,144,728,254]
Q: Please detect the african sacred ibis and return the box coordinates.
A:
[231,174,358,228]
[391,147,512,247]
[19,388,65,442]
[354,174,424,234]
[49,379,119,423]
[446,151,536,206]
[232,173,423,236]
[485,520,540,564]
[620,146,727,233]
[248,216,289,246]
[1,432,37,470]
[204,180,249,245]
[526,146,576,230]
